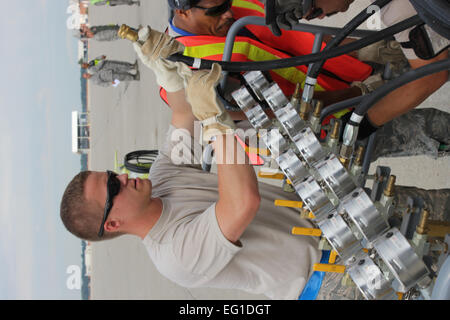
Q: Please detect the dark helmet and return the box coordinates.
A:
[168,0,201,10]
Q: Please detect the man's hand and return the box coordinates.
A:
[265,0,305,36]
[185,63,236,142]
[312,0,354,19]
[133,26,192,92]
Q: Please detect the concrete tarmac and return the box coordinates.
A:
[86,1,449,299]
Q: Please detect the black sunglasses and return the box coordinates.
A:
[98,171,121,238]
[193,0,232,16]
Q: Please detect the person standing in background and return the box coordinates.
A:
[90,0,141,7]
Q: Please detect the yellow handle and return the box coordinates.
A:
[313,263,346,273]
[274,200,303,208]
[257,172,293,185]
[258,172,285,180]
[245,146,271,156]
[328,250,338,264]
[292,227,322,237]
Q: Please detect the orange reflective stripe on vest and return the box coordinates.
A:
[160,0,372,114]
[231,0,373,85]
[177,35,326,96]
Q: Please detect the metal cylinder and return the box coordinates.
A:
[118,24,139,42]
[383,175,396,198]
[330,120,340,140]
[290,83,302,112]
[299,101,311,121]
[313,100,324,118]
[354,146,365,167]
[416,209,430,235]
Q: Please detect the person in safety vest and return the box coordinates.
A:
[130,1,450,217]
[164,0,379,109]
[90,0,140,7]
[78,24,126,42]
[268,0,450,156]
[159,0,449,158]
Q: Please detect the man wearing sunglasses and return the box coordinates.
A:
[161,0,450,160]
[169,0,235,37]
[166,0,376,106]
[61,59,373,300]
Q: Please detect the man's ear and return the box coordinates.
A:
[104,219,122,233]
[175,8,190,19]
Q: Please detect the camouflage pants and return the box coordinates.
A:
[93,26,121,42]
[100,0,138,5]
[370,108,450,161]
[394,186,450,222]
[102,61,137,74]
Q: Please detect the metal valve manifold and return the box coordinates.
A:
[231,71,435,300]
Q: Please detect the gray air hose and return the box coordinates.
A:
[354,57,450,117]
[409,0,450,40]
[308,0,393,80]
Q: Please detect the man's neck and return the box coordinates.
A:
[135,197,163,240]
[171,16,196,36]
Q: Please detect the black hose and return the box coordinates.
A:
[167,15,422,72]
[355,57,450,116]
[124,150,159,174]
[320,95,365,123]
[308,0,392,79]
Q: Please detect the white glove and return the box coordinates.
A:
[185,63,236,142]
[133,26,192,92]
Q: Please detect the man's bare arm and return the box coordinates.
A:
[367,50,449,126]
[213,134,261,244]
[166,90,197,135]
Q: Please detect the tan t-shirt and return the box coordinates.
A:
[142,126,321,299]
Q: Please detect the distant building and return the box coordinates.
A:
[72,111,91,154]
[81,240,92,300]
[84,242,93,277]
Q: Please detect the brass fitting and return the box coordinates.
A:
[416,209,430,235]
[313,100,323,118]
[339,144,353,168]
[354,145,365,166]
[330,121,340,140]
[290,83,302,112]
[118,24,138,42]
[299,101,311,121]
[383,175,396,197]
[292,83,301,100]
[339,157,350,169]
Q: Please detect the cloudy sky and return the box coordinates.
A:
[0,0,83,299]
